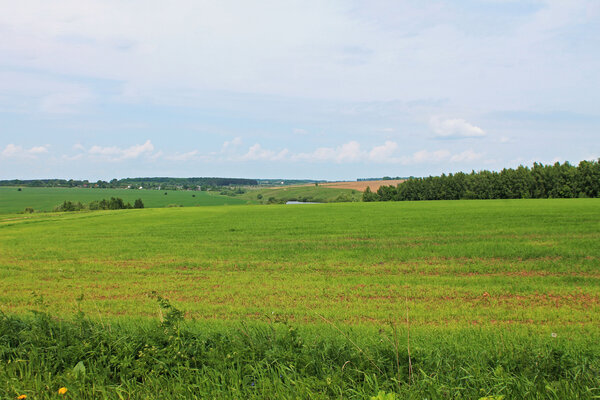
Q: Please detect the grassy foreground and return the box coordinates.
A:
[1,199,599,398]
[0,186,246,214]
[2,311,598,399]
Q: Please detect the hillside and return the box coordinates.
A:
[238,185,362,204]
[0,187,246,214]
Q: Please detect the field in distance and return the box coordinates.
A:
[308,179,405,192]
[239,185,362,204]
[1,198,598,325]
[235,179,403,204]
[0,186,247,214]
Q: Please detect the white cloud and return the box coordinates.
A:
[294,141,364,163]
[406,149,451,164]
[430,117,486,138]
[222,137,243,152]
[27,146,49,155]
[450,149,483,163]
[400,148,483,165]
[87,140,154,161]
[368,140,399,162]
[0,1,597,116]
[291,141,484,166]
[39,90,92,114]
[239,144,289,161]
[1,144,49,158]
[164,150,200,161]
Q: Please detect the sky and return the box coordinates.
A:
[1,0,599,180]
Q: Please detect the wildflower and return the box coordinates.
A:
[58,387,68,395]
[551,332,557,338]
[17,395,27,399]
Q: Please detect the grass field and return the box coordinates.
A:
[0,186,247,214]
[238,185,362,204]
[1,199,599,398]
[299,179,405,192]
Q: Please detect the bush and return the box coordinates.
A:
[54,197,133,212]
[134,198,144,209]
[53,201,85,212]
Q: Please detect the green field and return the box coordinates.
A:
[0,186,247,214]
[1,199,599,398]
[238,185,362,204]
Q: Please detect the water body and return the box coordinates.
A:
[285,201,322,204]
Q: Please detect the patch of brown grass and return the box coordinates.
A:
[315,179,405,192]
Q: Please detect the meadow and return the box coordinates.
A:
[1,199,599,398]
[0,186,246,214]
[238,185,362,204]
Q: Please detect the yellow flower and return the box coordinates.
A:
[17,395,27,400]
[58,387,68,395]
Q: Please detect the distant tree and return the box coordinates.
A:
[53,201,84,212]
[108,197,125,210]
[17,188,22,191]
[134,198,144,209]
[362,159,600,202]
[362,187,379,202]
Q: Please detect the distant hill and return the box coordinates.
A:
[256,179,326,186]
[0,177,258,189]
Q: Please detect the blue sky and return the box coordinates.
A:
[1,0,598,180]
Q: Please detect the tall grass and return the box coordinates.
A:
[1,300,598,399]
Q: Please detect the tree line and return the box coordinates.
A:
[363,160,600,202]
[53,197,144,212]
[0,177,258,189]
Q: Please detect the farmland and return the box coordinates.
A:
[0,186,246,214]
[238,185,362,204]
[303,179,405,192]
[1,199,599,398]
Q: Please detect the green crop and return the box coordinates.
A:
[0,186,247,214]
[0,199,599,398]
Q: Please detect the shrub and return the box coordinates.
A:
[53,201,85,212]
